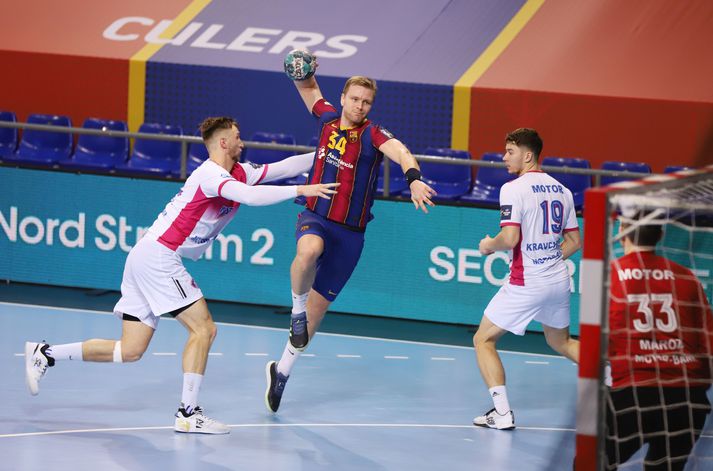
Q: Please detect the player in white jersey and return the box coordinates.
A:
[472,128,581,430]
[24,117,338,434]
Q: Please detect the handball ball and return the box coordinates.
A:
[284,49,316,81]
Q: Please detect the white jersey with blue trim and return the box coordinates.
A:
[498,170,579,286]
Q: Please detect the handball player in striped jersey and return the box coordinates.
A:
[265,57,436,413]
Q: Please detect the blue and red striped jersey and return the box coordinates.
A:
[305,98,393,230]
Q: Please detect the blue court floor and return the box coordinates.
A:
[1,302,711,470]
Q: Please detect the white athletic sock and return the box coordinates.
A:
[291,291,308,315]
[46,342,83,361]
[489,385,511,415]
[181,373,203,414]
[276,341,301,377]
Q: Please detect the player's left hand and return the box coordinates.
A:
[409,180,436,213]
[479,235,494,255]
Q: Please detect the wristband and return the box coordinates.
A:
[405,168,421,186]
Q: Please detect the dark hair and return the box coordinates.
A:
[623,215,664,247]
[506,128,543,159]
[199,117,238,141]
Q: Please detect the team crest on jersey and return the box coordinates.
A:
[379,127,394,139]
[348,130,358,143]
[500,205,512,220]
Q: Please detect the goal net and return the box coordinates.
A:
[576,166,713,471]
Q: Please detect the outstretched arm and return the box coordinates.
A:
[380,138,436,213]
[294,75,323,113]
[262,152,315,183]
[219,180,338,206]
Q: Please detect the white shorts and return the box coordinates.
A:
[483,277,571,336]
[113,237,203,329]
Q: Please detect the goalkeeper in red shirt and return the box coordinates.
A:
[606,209,713,470]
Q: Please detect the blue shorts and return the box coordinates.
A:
[295,210,365,301]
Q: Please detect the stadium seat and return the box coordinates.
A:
[541,157,591,210]
[461,153,515,205]
[664,165,692,173]
[377,159,407,196]
[244,132,296,165]
[6,113,72,165]
[115,123,183,177]
[406,148,472,200]
[600,161,651,186]
[58,118,128,172]
[170,132,209,178]
[243,132,296,184]
[0,111,18,159]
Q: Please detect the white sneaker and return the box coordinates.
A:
[174,405,230,434]
[25,342,54,396]
[473,408,515,430]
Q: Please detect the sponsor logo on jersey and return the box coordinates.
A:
[379,127,394,139]
[326,152,354,169]
[218,206,234,217]
[249,162,264,169]
[317,147,326,160]
[300,225,310,232]
[500,205,512,220]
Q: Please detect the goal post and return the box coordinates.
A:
[575,165,713,471]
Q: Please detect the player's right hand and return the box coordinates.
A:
[297,182,339,199]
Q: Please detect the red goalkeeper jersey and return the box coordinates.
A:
[608,250,713,388]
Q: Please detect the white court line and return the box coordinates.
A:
[0,423,577,439]
[244,353,268,356]
[337,354,361,358]
[384,356,409,360]
[151,352,176,356]
[208,352,223,356]
[525,361,550,365]
[13,353,23,357]
[431,357,455,361]
[0,302,570,360]
[1,422,711,440]
[302,353,315,357]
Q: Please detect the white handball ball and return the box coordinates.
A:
[284,49,316,81]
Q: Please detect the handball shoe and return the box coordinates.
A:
[473,408,515,430]
[25,341,54,396]
[174,405,229,434]
[265,361,289,413]
[289,311,308,350]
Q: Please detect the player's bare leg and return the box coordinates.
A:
[173,299,228,434]
[472,315,514,430]
[543,325,579,363]
[25,319,154,396]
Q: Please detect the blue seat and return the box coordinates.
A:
[58,118,128,172]
[403,148,471,200]
[115,123,183,177]
[461,153,515,205]
[541,157,591,210]
[170,132,209,179]
[244,132,296,165]
[6,114,72,165]
[664,165,692,173]
[0,111,18,159]
[377,159,407,196]
[600,161,651,186]
[243,132,296,184]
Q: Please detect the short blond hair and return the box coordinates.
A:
[342,76,377,97]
